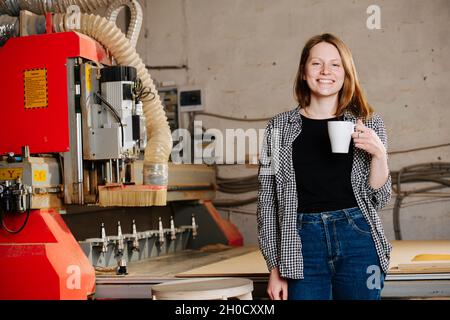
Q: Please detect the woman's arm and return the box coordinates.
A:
[352,116,392,210]
[369,148,389,189]
[256,120,280,271]
[257,119,288,300]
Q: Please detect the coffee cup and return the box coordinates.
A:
[327,121,355,153]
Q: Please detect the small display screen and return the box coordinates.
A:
[180,90,201,106]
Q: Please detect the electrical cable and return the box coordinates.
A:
[212,197,258,207]
[388,142,450,155]
[0,194,31,234]
[195,111,271,122]
[94,91,125,147]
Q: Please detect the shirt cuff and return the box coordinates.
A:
[365,174,391,196]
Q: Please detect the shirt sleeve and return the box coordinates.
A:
[365,115,393,211]
[256,119,280,271]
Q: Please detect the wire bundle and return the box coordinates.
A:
[133,78,155,103]
[391,162,450,240]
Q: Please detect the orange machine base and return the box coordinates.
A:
[0,209,95,300]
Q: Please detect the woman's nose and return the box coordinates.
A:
[321,64,331,75]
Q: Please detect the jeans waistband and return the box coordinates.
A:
[297,206,362,223]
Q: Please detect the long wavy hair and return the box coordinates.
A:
[294,33,374,118]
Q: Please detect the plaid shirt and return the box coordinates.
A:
[257,106,392,279]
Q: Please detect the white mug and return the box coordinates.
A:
[327,121,355,153]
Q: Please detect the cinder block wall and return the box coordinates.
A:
[133,0,450,243]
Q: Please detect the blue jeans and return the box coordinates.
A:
[287,206,385,300]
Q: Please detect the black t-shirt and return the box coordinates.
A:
[292,113,358,213]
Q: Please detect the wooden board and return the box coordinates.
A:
[176,240,450,277]
[389,240,450,274]
[176,249,266,277]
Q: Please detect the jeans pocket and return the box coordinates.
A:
[349,215,372,235]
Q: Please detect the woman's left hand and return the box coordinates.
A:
[352,119,386,159]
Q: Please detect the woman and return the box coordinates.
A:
[256,33,392,300]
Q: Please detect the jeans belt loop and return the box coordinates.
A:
[342,208,352,225]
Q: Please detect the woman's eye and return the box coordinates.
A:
[332,64,340,67]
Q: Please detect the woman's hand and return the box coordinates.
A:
[267,268,288,300]
[352,119,386,160]
[352,118,389,190]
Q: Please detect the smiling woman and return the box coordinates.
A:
[303,42,346,108]
[294,34,373,119]
[257,33,392,301]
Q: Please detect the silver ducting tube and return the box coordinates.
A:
[53,12,172,199]
[0,0,112,15]
[0,0,20,15]
[0,14,18,46]
[0,0,141,43]
[106,0,142,48]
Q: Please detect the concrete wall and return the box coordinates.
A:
[133,0,450,244]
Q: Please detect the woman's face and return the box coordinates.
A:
[304,42,345,99]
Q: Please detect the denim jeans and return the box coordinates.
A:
[287,206,385,300]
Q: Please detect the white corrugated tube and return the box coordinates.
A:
[53,12,172,192]
[106,0,142,48]
[0,0,112,15]
[0,0,142,48]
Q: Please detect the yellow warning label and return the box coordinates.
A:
[0,168,23,180]
[33,170,47,182]
[24,68,48,109]
[86,64,92,92]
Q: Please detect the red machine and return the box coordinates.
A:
[0,24,244,301]
[0,31,110,155]
[0,31,111,299]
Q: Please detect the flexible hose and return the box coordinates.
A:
[0,14,17,46]
[105,0,142,48]
[0,0,112,15]
[0,0,141,46]
[52,12,172,191]
[0,0,20,15]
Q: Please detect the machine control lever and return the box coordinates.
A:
[191,214,198,239]
[131,219,139,251]
[158,217,165,245]
[170,216,176,241]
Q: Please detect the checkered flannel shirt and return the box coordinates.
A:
[256,106,393,279]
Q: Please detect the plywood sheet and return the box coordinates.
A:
[389,240,450,274]
[176,250,267,277]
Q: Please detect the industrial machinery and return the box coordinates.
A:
[0,1,242,300]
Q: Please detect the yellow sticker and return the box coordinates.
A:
[86,64,92,93]
[24,68,48,109]
[0,168,23,180]
[33,170,47,182]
